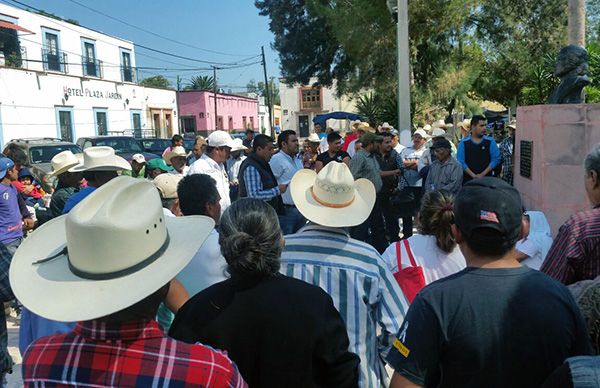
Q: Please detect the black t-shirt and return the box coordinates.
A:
[317,150,350,167]
[386,266,592,388]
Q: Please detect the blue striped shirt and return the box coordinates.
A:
[281,224,409,388]
[242,165,280,200]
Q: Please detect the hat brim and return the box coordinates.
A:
[10,215,214,322]
[48,162,80,178]
[69,158,131,172]
[291,168,376,228]
[164,152,187,165]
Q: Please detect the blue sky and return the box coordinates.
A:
[6,0,280,91]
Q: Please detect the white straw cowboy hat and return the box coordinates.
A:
[291,162,375,227]
[230,138,248,152]
[459,118,471,130]
[163,146,187,165]
[9,176,214,322]
[70,146,131,172]
[47,150,80,177]
[307,133,321,143]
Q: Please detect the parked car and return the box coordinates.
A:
[2,138,82,193]
[76,136,159,162]
[139,138,171,156]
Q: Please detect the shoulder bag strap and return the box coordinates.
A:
[395,240,403,270]
[403,239,418,267]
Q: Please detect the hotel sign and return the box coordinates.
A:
[63,86,123,100]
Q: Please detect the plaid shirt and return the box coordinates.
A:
[242,165,280,200]
[23,319,247,387]
[500,136,514,185]
[541,207,600,285]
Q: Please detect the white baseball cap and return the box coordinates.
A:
[207,130,235,148]
[132,154,146,164]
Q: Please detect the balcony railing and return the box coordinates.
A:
[82,58,103,78]
[42,48,68,73]
[121,66,136,83]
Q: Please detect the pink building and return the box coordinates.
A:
[178,90,258,136]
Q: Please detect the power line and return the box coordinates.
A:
[133,43,260,66]
[65,0,255,58]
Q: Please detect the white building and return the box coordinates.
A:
[279,77,357,137]
[0,3,178,148]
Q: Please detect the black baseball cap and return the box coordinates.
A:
[454,177,522,242]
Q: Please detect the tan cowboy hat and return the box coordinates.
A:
[507,121,517,130]
[70,146,131,172]
[163,146,187,165]
[230,138,248,152]
[432,119,452,129]
[307,133,321,143]
[153,173,182,199]
[422,124,432,133]
[291,162,375,227]
[459,118,471,130]
[47,150,80,177]
[10,176,214,322]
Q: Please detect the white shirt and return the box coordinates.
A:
[226,155,246,184]
[269,151,303,205]
[381,234,466,285]
[187,154,231,213]
[347,139,358,158]
[399,146,427,187]
[394,143,406,154]
[169,165,189,178]
[176,228,228,297]
[516,211,553,270]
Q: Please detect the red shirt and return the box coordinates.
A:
[342,133,358,152]
[23,319,247,387]
[541,207,600,285]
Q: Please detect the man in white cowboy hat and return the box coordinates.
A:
[188,130,236,213]
[226,138,248,201]
[44,150,83,219]
[12,177,246,386]
[280,162,409,388]
[164,146,189,177]
[398,128,430,239]
[303,133,321,170]
[61,146,131,214]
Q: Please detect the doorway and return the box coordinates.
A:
[298,115,309,138]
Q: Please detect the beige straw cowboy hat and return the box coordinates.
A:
[10,176,214,322]
[70,146,131,172]
[47,150,80,177]
[163,146,187,165]
[290,162,375,227]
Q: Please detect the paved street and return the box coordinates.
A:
[5,311,21,388]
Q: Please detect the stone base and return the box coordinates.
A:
[514,104,600,236]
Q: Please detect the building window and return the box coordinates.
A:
[181,116,196,134]
[120,48,133,82]
[283,109,288,116]
[242,116,247,130]
[93,108,108,136]
[0,16,23,68]
[55,107,74,142]
[199,112,205,119]
[228,116,233,130]
[130,110,142,138]
[300,87,321,110]
[42,27,66,73]
[249,116,254,129]
[81,38,101,77]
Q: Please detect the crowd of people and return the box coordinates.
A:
[0,113,598,387]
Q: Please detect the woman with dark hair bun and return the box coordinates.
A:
[382,190,466,299]
[170,198,359,388]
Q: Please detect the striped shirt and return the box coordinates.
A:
[281,224,409,387]
[541,207,600,285]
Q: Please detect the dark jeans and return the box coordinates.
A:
[350,196,387,253]
[278,206,307,235]
[380,194,400,244]
[401,187,423,239]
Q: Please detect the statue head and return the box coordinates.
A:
[555,45,589,78]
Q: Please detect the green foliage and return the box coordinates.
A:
[185,75,215,91]
[139,75,172,89]
[246,77,281,105]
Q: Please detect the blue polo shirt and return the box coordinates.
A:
[0,182,23,244]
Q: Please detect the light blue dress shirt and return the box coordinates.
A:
[269,151,303,205]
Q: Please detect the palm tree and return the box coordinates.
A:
[568,0,586,47]
[186,75,215,91]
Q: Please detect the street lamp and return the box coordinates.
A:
[387,0,411,132]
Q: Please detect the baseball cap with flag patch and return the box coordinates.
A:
[454,177,522,243]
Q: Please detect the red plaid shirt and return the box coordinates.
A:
[541,207,600,285]
[23,319,247,387]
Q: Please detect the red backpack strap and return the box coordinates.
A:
[395,240,403,270]
[403,239,418,267]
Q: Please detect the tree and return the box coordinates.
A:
[246,77,281,105]
[139,75,172,89]
[186,75,215,91]
[569,0,586,46]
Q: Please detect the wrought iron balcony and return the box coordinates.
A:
[121,66,136,83]
[82,58,103,78]
[42,48,67,73]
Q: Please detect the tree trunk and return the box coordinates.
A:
[568,0,586,47]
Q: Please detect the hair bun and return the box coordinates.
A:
[221,231,258,260]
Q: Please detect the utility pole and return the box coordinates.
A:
[176,75,181,135]
[568,0,586,47]
[261,46,273,135]
[213,65,219,131]
[387,0,411,131]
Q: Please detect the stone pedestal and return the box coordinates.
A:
[514,104,600,236]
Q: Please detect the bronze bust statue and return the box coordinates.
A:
[548,45,591,104]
